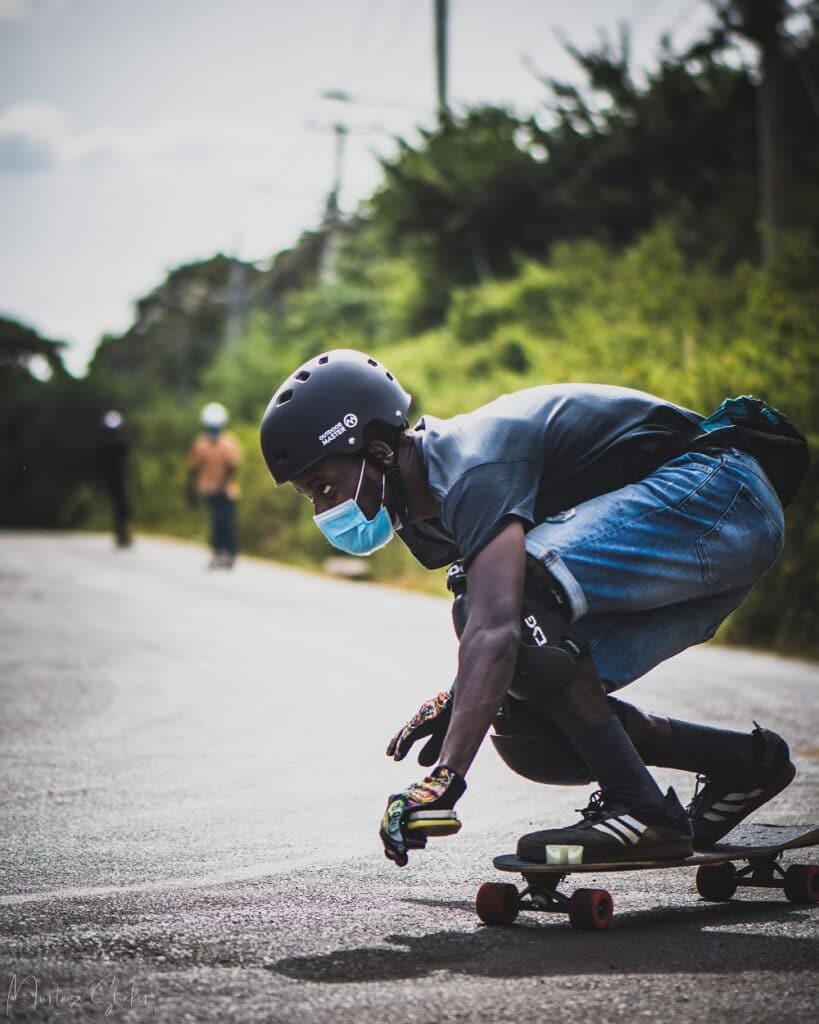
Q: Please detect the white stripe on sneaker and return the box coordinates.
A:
[603,820,634,844]
[592,815,649,846]
[722,789,763,801]
[591,821,629,845]
[616,815,649,839]
[702,788,766,823]
[712,800,750,813]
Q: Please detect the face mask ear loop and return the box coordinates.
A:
[352,458,367,505]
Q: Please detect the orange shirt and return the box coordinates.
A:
[187,431,242,499]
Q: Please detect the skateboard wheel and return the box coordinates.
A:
[568,888,613,931]
[783,864,819,904]
[696,862,737,901]
[476,882,520,926]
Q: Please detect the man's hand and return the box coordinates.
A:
[379,765,466,867]
[386,689,454,765]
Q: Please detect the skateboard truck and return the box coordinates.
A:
[476,823,819,932]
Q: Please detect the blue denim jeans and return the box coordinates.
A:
[205,492,238,557]
[524,449,785,691]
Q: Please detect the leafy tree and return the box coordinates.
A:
[371,107,551,326]
[366,11,819,314]
[0,319,103,526]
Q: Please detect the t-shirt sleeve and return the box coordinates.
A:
[440,460,538,566]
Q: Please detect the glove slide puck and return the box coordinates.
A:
[405,809,462,837]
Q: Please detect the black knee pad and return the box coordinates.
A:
[509,570,588,706]
[491,696,593,785]
[447,560,588,706]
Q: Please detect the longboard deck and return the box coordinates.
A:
[494,823,819,875]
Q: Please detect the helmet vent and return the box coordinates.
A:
[386,371,394,381]
[276,389,293,406]
[294,370,310,382]
[318,355,329,364]
[367,358,377,366]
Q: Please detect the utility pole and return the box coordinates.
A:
[435,0,449,122]
[225,242,246,353]
[756,0,788,262]
[309,110,390,284]
[311,122,348,285]
[720,1,789,262]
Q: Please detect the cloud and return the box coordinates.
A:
[0,0,29,22]
[0,101,298,176]
[0,133,57,172]
[0,0,67,22]
[0,103,65,173]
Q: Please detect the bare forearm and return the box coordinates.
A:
[438,623,518,776]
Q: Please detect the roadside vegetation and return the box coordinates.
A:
[3,7,818,655]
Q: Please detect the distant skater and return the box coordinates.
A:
[187,402,242,568]
[95,410,132,548]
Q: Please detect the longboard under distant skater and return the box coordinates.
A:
[474,823,819,931]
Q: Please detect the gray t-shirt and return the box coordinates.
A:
[401,383,701,569]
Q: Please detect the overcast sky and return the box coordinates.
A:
[0,0,719,374]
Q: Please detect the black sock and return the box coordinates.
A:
[569,714,665,813]
[659,719,760,785]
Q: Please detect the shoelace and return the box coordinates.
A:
[575,789,609,822]
[687,772,711,817]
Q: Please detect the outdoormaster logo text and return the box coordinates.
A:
[319,413,358,446]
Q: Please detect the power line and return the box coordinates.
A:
[664,0,706,40]
[337,0,384,91]
[377,0,425,85]
[627,0,661,28]
[352,0,420,103]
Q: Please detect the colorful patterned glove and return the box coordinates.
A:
[386,688,454,766]
[379,765,466,867]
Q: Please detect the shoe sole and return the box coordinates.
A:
[517,835,693,864]
[692,760,796,850]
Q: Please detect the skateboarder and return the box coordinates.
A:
[259,350,806,867]
[95,410,133,548]
[188,402,242,568]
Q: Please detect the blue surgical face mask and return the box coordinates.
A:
[313,459,394,557]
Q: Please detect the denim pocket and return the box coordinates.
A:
[696,484,784,588]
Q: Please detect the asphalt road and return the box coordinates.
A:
[1,532,817,1023]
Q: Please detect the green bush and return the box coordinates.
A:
[102,226,819,656]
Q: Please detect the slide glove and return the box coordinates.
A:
[386,688,454,766]
[379,765,466,868]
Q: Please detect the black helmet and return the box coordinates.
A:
[260,348,411,484]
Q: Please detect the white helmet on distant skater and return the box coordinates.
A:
[201,401,229,430]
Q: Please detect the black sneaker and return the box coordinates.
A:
[688,723,796,850]
[517,788,693,864]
